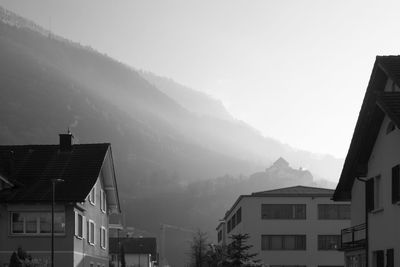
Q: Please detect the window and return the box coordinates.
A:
[236,208,241,224]
[74,212,85,239]
[374,176,382,209]
[387,249,394,267]
[262,204,306,219]
[100,226,107,249]
[89,185,96,205]
[227,220,231,233]
[100,189,106,213]
[270,266,306,267]
[392,165,400,204]
[231,213,236,229]
[218,230,222,242]
[373,250,384,267]
[318,204,350,220]
[88,220,95,245]
[318,235,340,250]
[366,178,375,212]
[10,212,65,235]
[261,235,306,250]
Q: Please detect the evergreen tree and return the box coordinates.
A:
[226,233,260,267]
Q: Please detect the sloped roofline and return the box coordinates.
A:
[106,146,121,213]
[333,56,400,200]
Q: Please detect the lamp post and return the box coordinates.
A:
[51,178,64,267]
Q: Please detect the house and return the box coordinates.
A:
[333,56,400,267]
[0,133,121,267]
[109,237,157,267]
[217,185,350,267]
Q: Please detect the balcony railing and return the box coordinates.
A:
[340,223,367,251]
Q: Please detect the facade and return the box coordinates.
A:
[109,237,157,267]
[333,56,400,267]
[217,186,350,267]
[0,133,121,267]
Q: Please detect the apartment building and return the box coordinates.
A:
[217,186,350,267]
[333,56,400,267]
[0,133,121,267]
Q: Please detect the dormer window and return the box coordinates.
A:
[386,121,396,134]
[89,185,96,205]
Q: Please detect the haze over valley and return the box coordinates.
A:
[0,6,342,266]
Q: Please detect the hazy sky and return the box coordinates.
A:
[1,0,399,158]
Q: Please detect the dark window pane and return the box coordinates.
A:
[318,204,350,219]
[318,235,340,250]
[262,204,306,219]
[40,213,51,233]
[25,213,37,233]
[12,213,24,233]
[236,208,242,224]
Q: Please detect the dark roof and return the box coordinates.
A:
[334,56,400,200]
[0,143,110,202]
[109,237,157,260]
[252,185,334,197]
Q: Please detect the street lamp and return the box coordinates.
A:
[51,178,64,267]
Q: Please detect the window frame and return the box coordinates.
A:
[261,204,306,220]
[89,185,96,206]
[318,204,350,220]
[100,226,107,249]
[74,211,85,239]
[100,189,107,213]
[88,220,96,246]
[10,211,66,236]
[261,235,306,251]
[317,235,341,250]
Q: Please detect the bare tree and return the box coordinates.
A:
[189,230,209,267]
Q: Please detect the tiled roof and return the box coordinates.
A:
[0,143,110,202]
[334,56,400,200]
[252,185,334,197]
[109,237,157,260]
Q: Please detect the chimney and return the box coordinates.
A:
[59,131,73,151]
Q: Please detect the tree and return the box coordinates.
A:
[226,233,260,267]
[189,230,209,267]
[120,244,126,267]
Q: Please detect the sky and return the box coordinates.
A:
[1,0,399,158]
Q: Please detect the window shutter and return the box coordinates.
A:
[74,211,78,236]
[366,178,374,212]
[392,165,399,203]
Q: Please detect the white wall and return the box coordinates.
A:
[225,196,349,267]
[365,114,400,265]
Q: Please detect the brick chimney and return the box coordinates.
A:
[59,131,73,151]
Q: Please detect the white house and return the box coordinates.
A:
[217,185,350,267]
[333,56,400,267]
[0,133,121,267]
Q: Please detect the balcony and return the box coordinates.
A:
[340,223,367,251]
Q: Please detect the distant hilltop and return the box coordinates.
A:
[249,157,314,189]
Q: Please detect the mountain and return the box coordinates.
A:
[0,6,342,266]
[139,70,234,121]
